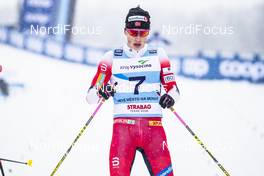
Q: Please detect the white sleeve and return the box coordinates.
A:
[85,50,113,104]
[86,87,100,104]
[168,87,180,103]
[158,47,180,103]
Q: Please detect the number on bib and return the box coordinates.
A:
[128,76,146,94]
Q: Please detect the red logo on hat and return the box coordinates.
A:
[135,21,141,27]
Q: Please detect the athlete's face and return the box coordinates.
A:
[125,28,149,51]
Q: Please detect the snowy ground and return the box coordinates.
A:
[0,43,264,176]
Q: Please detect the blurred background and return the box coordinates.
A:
[1,0,264,53]
[0,0,264,176]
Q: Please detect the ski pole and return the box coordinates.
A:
[0,160,5,176]
[170,107,231,176]
[0,158,32,166]
[50,99,105,176]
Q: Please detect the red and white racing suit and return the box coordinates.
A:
[86,44,180,176]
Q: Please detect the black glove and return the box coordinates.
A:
[159,94,175,109]
[98,83,115,100]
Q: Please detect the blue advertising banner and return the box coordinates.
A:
[19,0,58,34]
[1,26,264,84]
[171,55,264,83]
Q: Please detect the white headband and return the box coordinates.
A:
[128,15,148,22]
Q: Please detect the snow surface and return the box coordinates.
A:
[1,43,264,176]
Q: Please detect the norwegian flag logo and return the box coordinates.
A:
[135,21,141,27]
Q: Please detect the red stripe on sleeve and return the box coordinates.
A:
[91,60,112,88]
[160,58,177,93]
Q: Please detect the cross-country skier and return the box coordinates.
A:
[0,65,9,97]
[86,6,180,176]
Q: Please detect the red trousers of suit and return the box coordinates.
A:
[109,117,174,176]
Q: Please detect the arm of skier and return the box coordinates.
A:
[86,51,113,104]
[159,48,180,108]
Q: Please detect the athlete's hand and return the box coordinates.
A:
[159,94,174,109]
[98,83,115,100]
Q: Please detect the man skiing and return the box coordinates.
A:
[0,65,9,97]
[86,6,180,176]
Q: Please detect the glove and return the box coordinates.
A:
[159,94,174,109]
[98,83,115,100]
